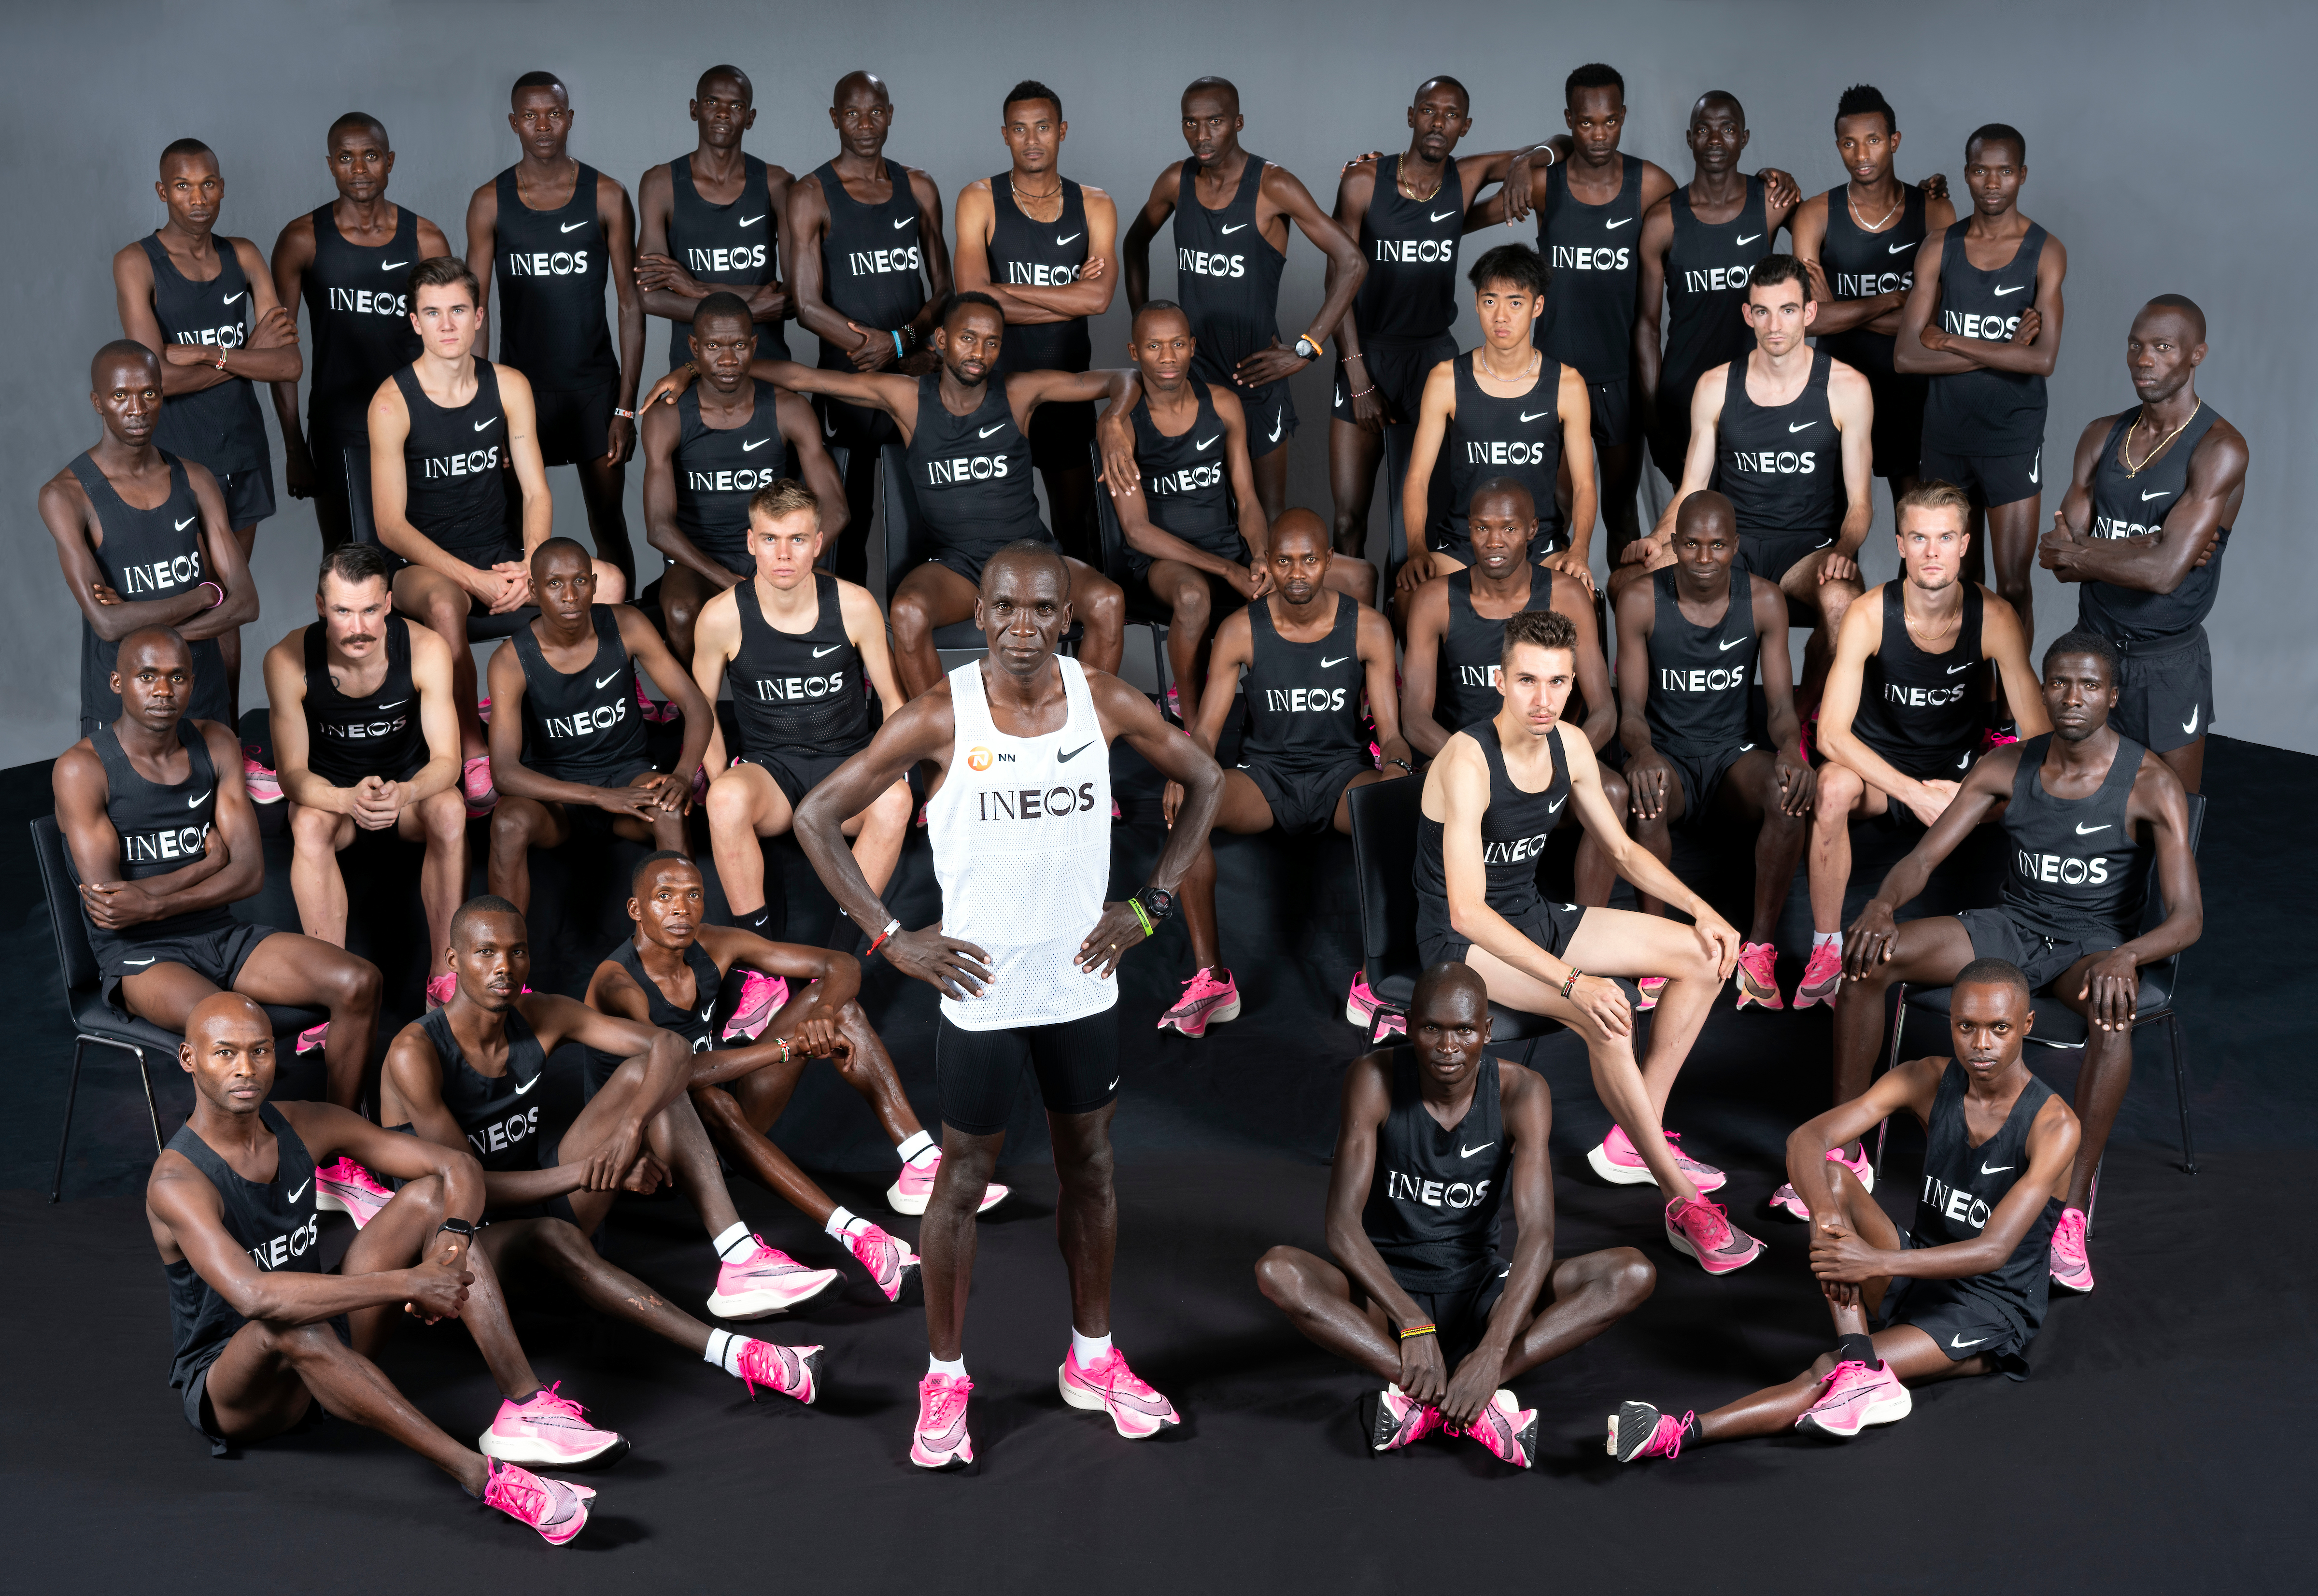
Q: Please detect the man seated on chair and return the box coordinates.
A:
[1157,510,1411,1042]
[585,850,1007,1305]
[692,479,911,939]
[1827,630,2200,1294]
[1255,961,1655,1469]
[1415,607,1764,1275]
[265,543,467,1008]
[53,625,383,1109]
[483,537,712,916]
[1606,959,2079,1465]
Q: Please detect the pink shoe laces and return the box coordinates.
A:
[2052,1209,2088,1270]
[1648,1412,1694,1459]
[484,1461,549,1519]
[921,1373,972,1428]
[520,1381,589,1425]
[1672,1195,1734,1247]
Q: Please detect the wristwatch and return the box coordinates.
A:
[437,1217,477,1240]
[1133,885,1177,926]
[1293,334,1323,362]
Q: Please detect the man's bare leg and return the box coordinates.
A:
[889,562,981,701]
[1828,915,1977,1106]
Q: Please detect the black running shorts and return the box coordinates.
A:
[1916,442,2045,510]
[1239,377,1297,460]
[1239,754,1372,837]
[1586,376,1635,450]
[935,1008,1119,1136]
[532,382,618,468]
[1880,1233,2036,1380]
[1419,896,1587,972]
[1955,905,2117,994]
[2107,628,2212,754]
[1660,742,1754,826]
[737,741,872,813]
[1331,335,1458,428]
[217,460,277,530]
[1026,397,1096,474]
[99,920,273,1011]
[1737,530,1837,586]
[1392,1255,1512,1367]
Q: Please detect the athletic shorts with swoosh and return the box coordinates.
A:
[2104,627,2214,754]
[1394,1254,1512,1367]
[1879,1229,2039,1380]
[1917,443,2043,510]
[1419,898,1587,972]
[1238,754,1376,837]
[1664,742,1753,826]
[737,736,875,813]
[1954,905,2119,994]
[933,1008,1117,1137]
[551,761,664,848]
[1236,376,1297,460]
[96,920,272,1011]
[1329,334,1459,427]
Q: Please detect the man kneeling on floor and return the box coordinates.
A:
[1256,962,1654,1468]
[1607,958,2078,1462]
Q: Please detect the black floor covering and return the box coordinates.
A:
[3,734,2311,1591]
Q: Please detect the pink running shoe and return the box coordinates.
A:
[1635,976,1667,1010]
[479,1383,628,1468]
[887,1150,1009,1216]
[1157,967,1241,1039]
[1059,1346,1181,1439]
[707,1238,841,1319]
[462,753,497,816]
[481,1458,595,1545]
[1607,1402,1691,1463]
[2049,1206,2095,1293]
[1767,1144,1876,1221]
[1980,726,2019,752]
[315,1157,394,1229]
[1664,1195,1766,1275]
[424,972,455,1011]
[1586,1124,1727,1193]
[1370,1386,1444,1452]
[1794,1358,1911,1440]
[1163,683,1182,723]
[1455,1389,1539,1469]
[1734,941,1784,1010]
[734,1339,822,1405]
[720,971,791,1042]
[477,696,492,723]
[1793,940,1844,1008]
[846,1222,921,1303]
[242,747,283,804]
[911,1372,975,1471]
[295,1021,329,1055]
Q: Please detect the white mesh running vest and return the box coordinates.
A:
[927,657,1116,1031]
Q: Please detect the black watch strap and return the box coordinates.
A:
[438,1218,476,1239]
[1134,885,1176,924]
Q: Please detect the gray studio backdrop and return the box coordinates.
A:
[6,0,2311,768]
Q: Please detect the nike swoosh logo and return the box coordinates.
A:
[2141,489,2172,501]
[1320,656,1350,669]
[1950,1333,1987,1350]
[560,220,588,234]
[1107,1076,1120,1091]
[1269,413,1284,442]
[2183,705,2200,735]
[979,423,1006,439]
[2028,448,2040,486]
[221,292,244,305]
[594,671,621,688]
[373,698,410,710]
[700,1004,714,1020]
[381,259,408,270]
[1992,284,2025,297]
[1958,752,1972,769]
[1196,435,1219,450]
[1056,232,1082,247]
[187,790,212,808]
[2074,822,2110,835]
[1546,795,1566,814]
[1057,741,1094,763]
[1603,217,1633,230]
[1788,421,1817,433]
[1220,223,1247,235]
[1519,410,1552,423]
[286,1179,310,1203]
[1718,637,1745,651]
[1978,1163,2013,1175]
[812,644,842,658]
[473,417,498,431]
[893,217,917,231]
[175,515,198,531]
[742,438,772,452]
[512,1073,541,1096]
[123,957,156,966]
[1887,241,1917,254]
[1947,663,1973,675]
[1429,209,1457,223]
[1460,1141,1495,1158]
[1735,233,1761,245]
[738,214,764,227]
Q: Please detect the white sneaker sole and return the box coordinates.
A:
[1586,1141,1729,1193]
[1796,1382,1912,1439]
[707,1269,839,1320]
[1159,994,1241,1038]
[478,1429,628,1468]
[886,1178,1009,1216]
[1058,1366,1177,1439]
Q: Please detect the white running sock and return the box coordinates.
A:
[706,1329,750,1376]
[712,1222,754,1263]
[1071,1328,1112,1367]
[928,1354,967,1379]
[897,1130,936,1167]
[1813,931,1840,951]
[826,1206,864,1241]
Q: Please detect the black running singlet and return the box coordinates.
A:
[1414,717,1569,933]
[71,720,237,950]
[1444,352,1565,554]
[511,608,647,785]
[1644,566,1756,757]
[987,175,1092,373]
[137,234,269,476]
[163,1104,323,1391]
[1435,567,1553,731]
[1357,1049,1510,1292]
[491,166,615,389]
[1355,155,1464,344]
[730,573,872,759]
[1922,223,2048,456]
[301,616,427,786]
[392,361,509,561]
[1130,380,1239,556]
[1913,1061,2061,1331]
[67,451,231,731]
[906,373,1044,558]
[605,936,723,1051]
[1814,184,1927,382]
[301,204,424,441]
[1850,583,1986,780]
[406,1005,551,1172]
[1659,177,1771,425]
[1241,593,1367,768]
[1536,157,1646,383]
[2077,406,2228,643]
[664,151,785,368]
[1712,348,1839,543]
[1173,157,1286,392]
[813,158,927,369]
[1997,733,2148,942]
[674,381,789,575]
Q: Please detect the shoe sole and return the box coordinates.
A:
[480,1431,630,1470]
[2049,1267,2095,1294]
[1058,1366,1177,1439]
[1664,1218,1765,1275]
[910,1446,976,1473]
[1345,995,1379,1027]
[1791,978,1842,1009]
[314,1188,382,1228]
[706,1272,839,1320]
[1606,1403,1662,1462]
[1796,1384,1912,1439]
[886,1181,1008,1216]
[1586,1143,1729,1195]
[1159,994,1242,1039]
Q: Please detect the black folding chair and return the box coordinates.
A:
[36,817,329,1201]
[342,443,535,643]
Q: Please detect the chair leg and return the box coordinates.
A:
[2084,1154,2102,1232]
[1875,984,1908,1171]
[1149,623,1172,717]
[136,1046,165,1156]
[51,1039,88,1204]
[2167,1010,2197,1174]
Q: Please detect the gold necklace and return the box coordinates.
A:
[2124,401,2201,477]
[1396,155,1442,204]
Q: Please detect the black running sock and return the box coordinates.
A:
[737,904,772,933]
[1835,1332,1881,1370]
[1682,1413,1705,1446]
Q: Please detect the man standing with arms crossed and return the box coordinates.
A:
[795,540,1227,1470]
[467,72,645,591]
[636,65,793,373]
[269,112,451,551]
[1123,77,1368,523]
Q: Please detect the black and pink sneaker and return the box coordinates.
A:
[480,1458,594,1544]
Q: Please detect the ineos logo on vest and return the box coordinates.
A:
[847,245,922,277]
[1375,238,1455,264]
[322,712,411,742]
[326,286,409,317]
[506,251,591,277]
[424,446,500,480]
[925,453,1010,486]
[1726,450,1818,475]
[122,821,211,864]
[1551,244,1629,272]
[685,466,783,494]
[1146,463,1223,495]
[2015,849,2114,887]
[470,1103,541,1156]
[1683,265,1753,294]
[1006,261,1081,287]
[122,550,204,594]
[1264,687,1349,713]
[1885,683,1968,709]
[247,1213,322,1270]
[1457,664,1502,690]
[751,670,845,702]
[687,244,768,274]
[1658,667,1746,693]
[1482,832,1552,865]
[542,697,628,741]
[1921,1174,1993,1231]
[1385,1169,1491,1208]
[975,782,1098,820]
[172,320,248,350]
[2092,514,2161,540]
[1943,309,2021,342]
[1177,248,1246,279]
[1464,439,1552,467]
[1834,269,1911,298]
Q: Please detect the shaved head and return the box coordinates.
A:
[1269,508,1329,555]
[1412,960,1487,1018]
[1675,489,1737,539]
[452,893,523,948]
[92,338,161,389]
[120,623,193,670]
[1693,90,1745,126]
[2140,293,2206,343]
[983,537,1069,594]
[834,70,890,105]
[1183,76,1239,113]
[187,990,270,1046]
